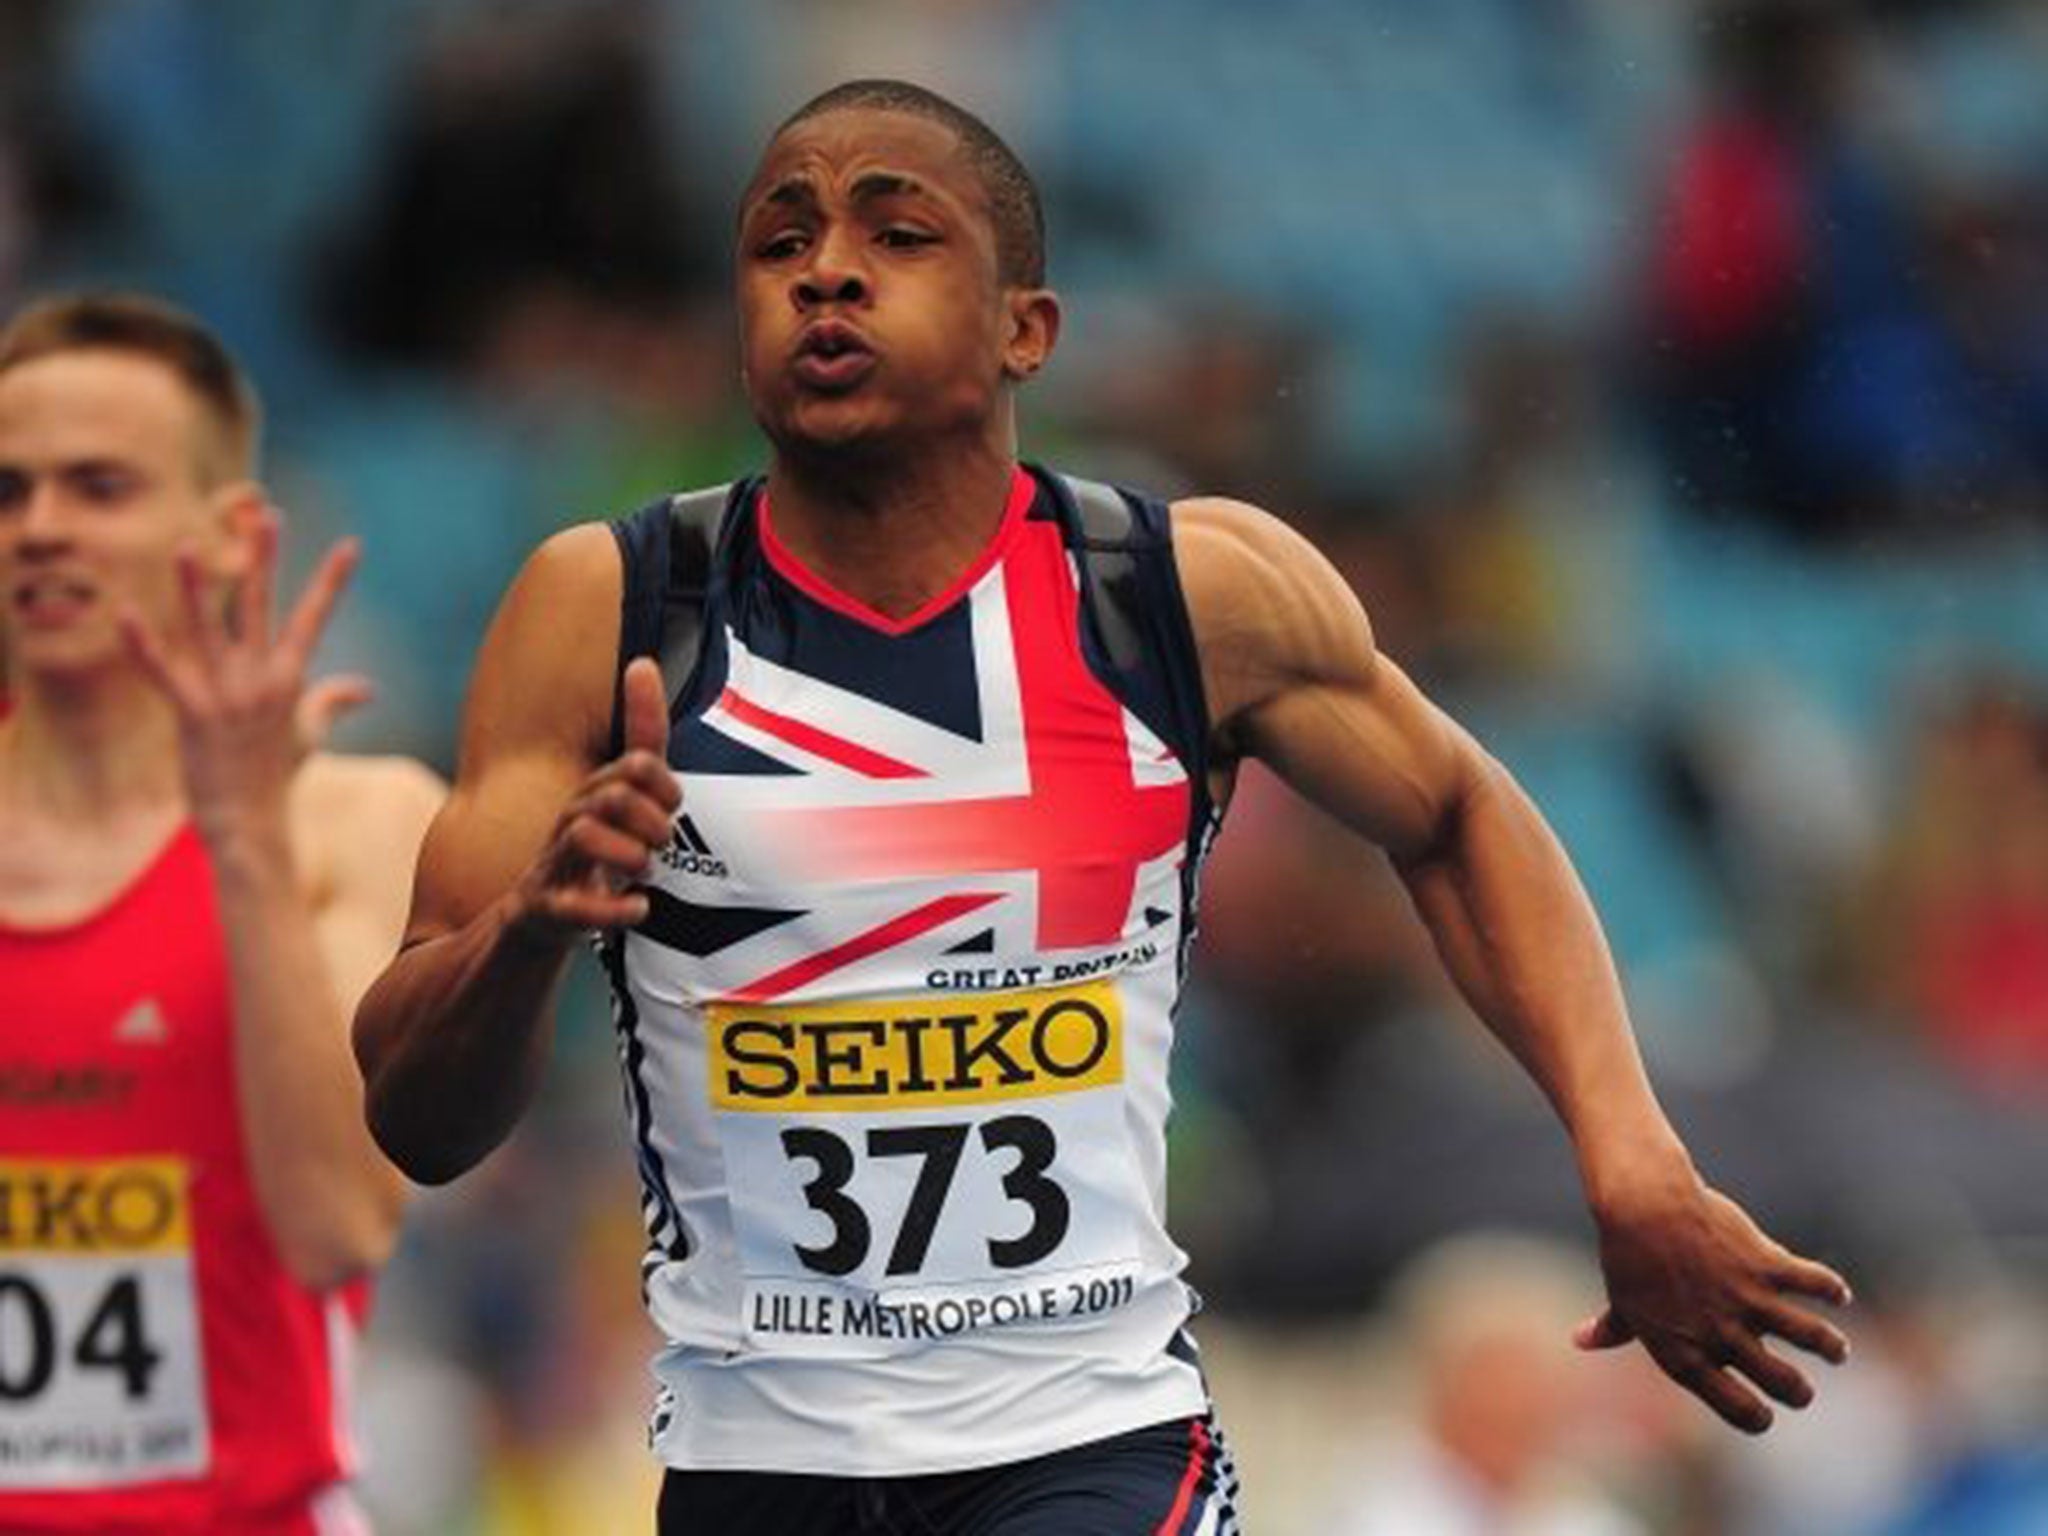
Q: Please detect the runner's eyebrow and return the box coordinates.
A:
[747,172,934,221]
[848,172,929,205]
[758,177,819,213]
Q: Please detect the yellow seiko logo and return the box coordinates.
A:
[709,980,1124,1112]
[0,1158,192,1254]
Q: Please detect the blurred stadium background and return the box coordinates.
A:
[8,0,2048,1529]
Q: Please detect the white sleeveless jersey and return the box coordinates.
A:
[603,468,1220,1475]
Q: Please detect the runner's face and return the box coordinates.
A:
[736,109,1019,454]
[0,351,228,680]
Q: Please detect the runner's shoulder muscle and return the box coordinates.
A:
[1168,495,1377,748]
[406,524,622,940]
[461,524,623,774]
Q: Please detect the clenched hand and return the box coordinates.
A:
[507,655,680,940]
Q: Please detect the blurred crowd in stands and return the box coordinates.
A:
[6,0,2048,1530]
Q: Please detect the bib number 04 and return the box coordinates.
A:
[0,1271,162,1403]
[779,1114,1069,1278]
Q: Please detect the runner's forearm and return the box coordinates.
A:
[208,828,405,1287]
[1396,753,1693,1203]
[351,895,576,1184]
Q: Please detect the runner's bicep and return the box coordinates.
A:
[1173,496,1473,856]
[1241,643,1475,864]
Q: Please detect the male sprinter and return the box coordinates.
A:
[0,293,442,1534]
[356,81,1852,1534]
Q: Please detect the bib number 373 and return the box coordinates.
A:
[708,982,1147,1355]
[780,1113,1069,1277]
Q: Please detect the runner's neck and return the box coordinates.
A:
[764,446,1022,622]
[0,672,185,823]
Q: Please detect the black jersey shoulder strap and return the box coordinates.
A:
[657,483,737,714]
[1056,473,1148,674]
[606,481,739,758]
[1042,469,1213,812]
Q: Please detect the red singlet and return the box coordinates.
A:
[0,824,367,1535]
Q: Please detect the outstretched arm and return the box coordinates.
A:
[1173,496,1850,1433]
[122,515,428,1289]
[351,525,680,1184]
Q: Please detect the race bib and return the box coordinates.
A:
[0,1158,210,1487]
[708,981,1145,1357]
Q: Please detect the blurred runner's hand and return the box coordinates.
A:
[121,510,369,851]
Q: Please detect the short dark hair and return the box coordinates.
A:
[0,292,260,481]
[773,79,1047,288]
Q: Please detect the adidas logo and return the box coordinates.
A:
[656,816,728,879]
[112,998,171,1046]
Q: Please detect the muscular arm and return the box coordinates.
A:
[1181,500,1676,1200]
[210,755,441,1289]
[1175,497,1850,1432]
[352,525,676,1184]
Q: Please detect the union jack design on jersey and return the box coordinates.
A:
[638,469,1197,1003]
[602,466,1221,1478]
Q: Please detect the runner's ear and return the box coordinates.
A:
[1000,289,1060,382]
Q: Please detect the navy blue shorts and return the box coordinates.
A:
[655,1413,1240,1535]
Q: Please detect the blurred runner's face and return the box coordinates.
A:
[736,109,1011,454]
[0,350,224,680]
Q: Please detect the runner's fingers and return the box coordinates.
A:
[1772,1252,1854,1308]
[175,547,225,672]
[118,607,200,708]
[535,884,649,933]
[1573,1308,1633,1351]
[579,749,672,798]
[1753,1296,1851,1365]
[1722,1331,1815,1410]
[276,538,359,672]
[579,781,675,848]
[234,508,279,647]
[1698,1367,1774,1435]
[621,656,670,758]
[562,814,655,880]
[1652,1341,1773,1435]
[296,674,376,753]
[600,747,682,811]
